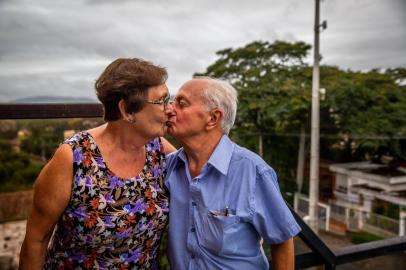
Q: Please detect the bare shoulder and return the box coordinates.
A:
[36,143,73,185]
[86,124,106,138]
[51,143,73,164]
[33,144,73,216]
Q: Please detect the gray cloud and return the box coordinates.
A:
[0,0,405,102]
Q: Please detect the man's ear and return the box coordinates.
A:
[206,109,223,131]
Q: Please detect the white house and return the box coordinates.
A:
[329,162,406,236]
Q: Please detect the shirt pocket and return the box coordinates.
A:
[194,209,240,255]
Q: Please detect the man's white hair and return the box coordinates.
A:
[196,76,238,134]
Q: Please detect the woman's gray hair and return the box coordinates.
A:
[196,76,238,134]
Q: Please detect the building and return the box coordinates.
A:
[329,162,406,237]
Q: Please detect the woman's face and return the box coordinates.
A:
[133,83,170,138]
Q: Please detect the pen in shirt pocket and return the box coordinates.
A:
[209,206,231,217]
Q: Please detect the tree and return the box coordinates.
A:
[320,67,406,163]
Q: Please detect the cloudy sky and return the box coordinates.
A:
[0,0,405,102]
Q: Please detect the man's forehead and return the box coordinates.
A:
[177,79,209,97]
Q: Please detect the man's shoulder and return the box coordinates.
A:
[230,142,273,175]
[232,144,263,161]
[166,148,183,167]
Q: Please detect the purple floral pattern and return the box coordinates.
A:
[44,131,169,270]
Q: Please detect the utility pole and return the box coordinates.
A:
[308,0,324,233]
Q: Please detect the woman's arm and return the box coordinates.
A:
[161,137,177,154]
[19,144,73,270]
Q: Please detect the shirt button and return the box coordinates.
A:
[191,254,195,259]
[192,202,197,206]
[190,228,196,232]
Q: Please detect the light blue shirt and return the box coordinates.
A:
[165,135,301,270]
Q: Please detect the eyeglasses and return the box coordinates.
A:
[146,96,171,111]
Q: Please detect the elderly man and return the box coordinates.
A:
[165,77,301,270]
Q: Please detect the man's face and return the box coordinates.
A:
[166,80,210,139]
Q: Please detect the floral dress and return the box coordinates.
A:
[44,131,169,270]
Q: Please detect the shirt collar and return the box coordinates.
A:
[177,148,188,164]
[207,135,234,175]
[173,135,234,176]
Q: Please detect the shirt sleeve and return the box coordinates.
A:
[251,168,301,244]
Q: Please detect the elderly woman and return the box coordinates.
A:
[19,58,176,269]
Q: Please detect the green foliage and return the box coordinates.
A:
[0,150,44,192]
[350,231,383,244]
[372,199,400,219]
[0,139,13,151]
[15,118,103,160]
[321,67,406,162]
[0,118,103,192]
[18,120,69,159]
[158,229,170,270]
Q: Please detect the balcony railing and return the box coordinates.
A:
[333,190,360,204]
[1,103,406,269]
[0,103,103,119]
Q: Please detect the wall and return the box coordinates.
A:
[0,190,33,223]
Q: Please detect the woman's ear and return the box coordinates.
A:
[206,108,223,131]
[118,99,135,123]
